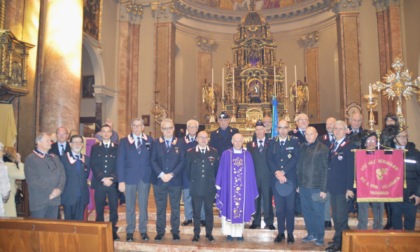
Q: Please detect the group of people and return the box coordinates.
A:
[20,111,419,252]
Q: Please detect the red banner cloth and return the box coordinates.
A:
[355,150,404,202]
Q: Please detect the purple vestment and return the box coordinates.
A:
[215,148,259,224]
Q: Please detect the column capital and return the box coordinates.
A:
[300,31,319,48]
[119,2,142,24]
[331,0,362,14]
[372,0,400,11]
[196,36,217,53]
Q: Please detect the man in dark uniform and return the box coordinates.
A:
[151,118,186,241]
[246,120,275,230]
[90,124,119,240]
[325,120,356,252]
[209,111,239,156]
[186,130,219,242]
[49,127,71,157]
[267,119,300,244]
[60,135,90,221]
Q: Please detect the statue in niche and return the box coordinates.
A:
[289,80,309,113]
[202,79,221,116]
[248,78,262,103]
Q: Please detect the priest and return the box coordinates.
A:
[215,133,258,242]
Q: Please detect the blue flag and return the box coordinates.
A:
[271,96,278,138]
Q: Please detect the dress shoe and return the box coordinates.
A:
[226,235,234,241]
[265,224,276,230]
[325,221,332,228]
[274,233,285,243]
[200,220,206,226]
[154,233,164,241]
[384,221,392,230]
[206,234,215,242]
[126,233,134,242]
[287,234,294,243]
[182,219,192,226]
[249,224,259,229]
[325,243,341,252]
[141,233,149,241]
[192,234,200,242]
[172,233,180,241]
[113,232,120,241]
[237,236,244,241]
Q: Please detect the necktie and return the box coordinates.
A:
[280,141,285,147]
[301,130,305,136]
[105,143,109,149]
[166,140,171,152]
[137,137,141,154]
[258,140,264,153]
[330,134,335,143]
[75,154,81,172]
[201,149,205,154]
[60,144,65,156]
[191,137,195,142]
[334,141,339,151]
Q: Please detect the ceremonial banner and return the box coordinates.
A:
[355,150,404,202]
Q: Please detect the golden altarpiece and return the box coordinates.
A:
[204,9,286,140]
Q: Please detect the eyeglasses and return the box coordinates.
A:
[132,124,144,127]
[366,140,377,143]
[162,127,174,131]
[396,135,408,139]
[277,126,288,129]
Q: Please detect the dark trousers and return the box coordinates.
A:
[191,194,214,235]
[31,205,59,220]
[153,184,181,235]
[390,202,417,230]
[63,199,86,221]
[330,193,349,246]
[94,187,118,232]
[273,187,295,234]
[253,181,274,226]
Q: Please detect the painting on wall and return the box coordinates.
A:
[142,115,151,127]
[82,75,95,98]
[83,0,102,41]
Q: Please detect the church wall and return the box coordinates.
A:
[80,45,96,119]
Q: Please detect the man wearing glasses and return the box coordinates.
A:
[151,118,186,241]
[117,118,154,242]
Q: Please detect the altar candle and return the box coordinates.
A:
[212,68,214,89]
[222,68,225,100]
[369,83,372,98]
[232,67,235,99]
[294,65,297,83]
[284,66,288,95]
[274,66,276,95]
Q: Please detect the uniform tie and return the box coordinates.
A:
[75,154,81,173]
[166,140,171,152]
[280,140,285,146]
[330,134,335,143]
[105,143,109,149]
[137,137,141,154]
[60,144,65,156]
[334,141,339,151]
[201,149,205,154]
[258,140,264,153]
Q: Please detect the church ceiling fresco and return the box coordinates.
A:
[189,0,306,11]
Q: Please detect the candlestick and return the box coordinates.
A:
[369,83,372,98]
[294,65,297,84]
[222,68,225,100]
[211,68,214,89]
[232,67,235,100]
[274,66,276,95]
[285,66,288,96]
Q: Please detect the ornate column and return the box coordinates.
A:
[301,31,320,123]
[117,3,141,136]
[332,0,363,118]
[39,0,83,134]
[374,0,403,119]
[196,36,216,124]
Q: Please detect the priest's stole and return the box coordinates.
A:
[355,150,404,202]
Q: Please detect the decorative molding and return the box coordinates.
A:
[196,36,217,52]
[331,0,362,14]
[93,85,118,98]
[301,31,319,48]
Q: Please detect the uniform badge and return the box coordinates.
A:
[145,142,151,150]
[338,153,343,161]
[288,154,292,159]
[286,147,294,150]
[208,156,215,162]
[174,147,179,154]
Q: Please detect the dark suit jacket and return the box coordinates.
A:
[49,141,71,156]
[116,134,154,185]
[209,126,239,156]
[318,133,334,148]
[186,146,219,196]
[182,136,198,189]
[246,138,271,186]
[151,137,185,186]
[90,142,118,190]
[288,128,306,144]
[60,152,90,206]
[267,136,300,188]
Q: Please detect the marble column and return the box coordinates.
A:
[117,5,141,136]
[39,0,83,134]
[302,31,320,123]
[375,0,403,119]
[332,0,363,119]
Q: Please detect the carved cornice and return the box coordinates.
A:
[118,0,181,23]
[331,0,362,14]
[372,0,400,11]
[301,31,319,48]
[196,36,217,52]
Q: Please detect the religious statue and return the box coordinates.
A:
[247,78,262,103]
[289,80,309,113]
[202,79,222,121]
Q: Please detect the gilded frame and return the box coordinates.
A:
[83,0,102,41]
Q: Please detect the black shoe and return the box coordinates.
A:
[325,221,332,228]
[249,224,259,229]
[226,235,234,241]
[141,233,149,241]
[172,233,180,241]
[200,220,206,226]
[287,234,294,243]
[192,234,200,242]
[274,233,285,243]
[206,234,215,242]
[326,243,341,252]
[113,233,120,241]
[126,233,134,242]
[154,233,164,241]
[182,219,192,226]
[384,222,392,230]
[237,236,244,241]
[265,224,276,230]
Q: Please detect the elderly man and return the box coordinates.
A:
[151,118,186,241]
[246,120,275,230]
[94,118,120,144]
[25,133,66,219]
[325,120,356,252]
[297,127,329,246]
[49,127,71,156]
[186,130,219,242]
[60,135,90,221]
[209,111,239,156]
[216,133,258,242]
[117,118,154,242]
[267,119,300,244]
[318,117,336,229]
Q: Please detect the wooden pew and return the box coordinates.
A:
[342,230,420,252]
[0,217,114,252]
